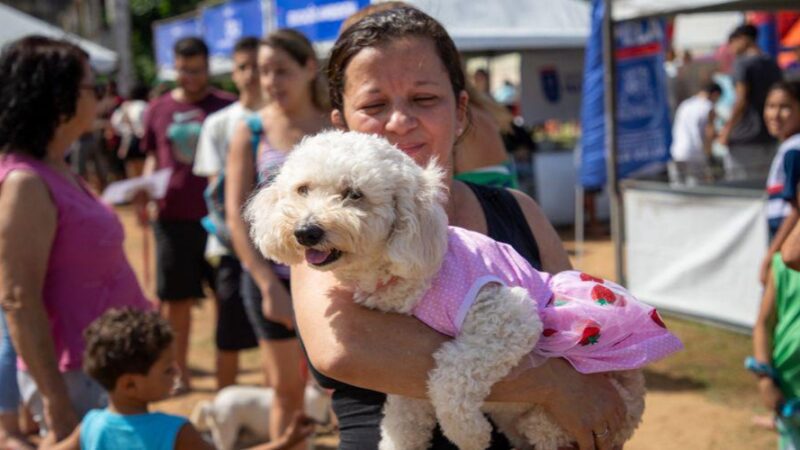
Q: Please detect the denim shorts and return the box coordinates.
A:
[0,310,19,412]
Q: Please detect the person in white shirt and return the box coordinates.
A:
[193,36,266,389]
[668,82,722,185]
[111,84,150,178]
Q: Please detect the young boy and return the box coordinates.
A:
[44,308,313,450]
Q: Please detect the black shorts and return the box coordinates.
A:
[152,220,212,301]
[241,272,297,341]
[215,256,258,351]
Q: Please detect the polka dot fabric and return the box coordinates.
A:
[412,227,683,374]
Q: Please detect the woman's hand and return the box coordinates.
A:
[258,277,294,329]
[538,360,626,450]
[759,253,773,286]
[43,395,79,441]
[758,377,784,413]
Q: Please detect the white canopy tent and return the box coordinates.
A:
[400,0,590,52]
[0,3,118,74]
[614,0,798,21]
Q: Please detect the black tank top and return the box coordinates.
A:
[308,183,542,449]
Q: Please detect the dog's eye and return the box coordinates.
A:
[297,185,309,196]
[343,188,363,200]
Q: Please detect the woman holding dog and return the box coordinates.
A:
[225,29,328,450]
[291,7,626,450]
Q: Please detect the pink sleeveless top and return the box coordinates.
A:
[0,153,151,371]
[412,227,683,373]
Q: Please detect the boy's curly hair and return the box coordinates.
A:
[83,308,174,391]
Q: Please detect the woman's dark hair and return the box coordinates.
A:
[83,307,174,391]
[327,6,466,113]
[0,36,88,159]
[769,80,800,105]
[261,29,328,110]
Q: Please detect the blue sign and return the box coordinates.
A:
[153,16,201,74]
[579,0,671,189]
[274,0,370,43]
[202,0,264,60]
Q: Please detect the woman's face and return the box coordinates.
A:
[72,61,99,134]
[334,36,468,168]
[764,88,800,141]
[258,45,316,110]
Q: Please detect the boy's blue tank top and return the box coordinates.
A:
[80,409,187,450]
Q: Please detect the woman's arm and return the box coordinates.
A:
[762,207,799,283]
[293,264,626,449]
[0,171,78,440]
[39,425,80,450]
[508,190,573,273]
[752,270,783,412]
[225,121,292,326]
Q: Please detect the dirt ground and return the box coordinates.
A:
[116,206,777,449]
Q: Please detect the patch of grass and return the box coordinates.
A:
[649,315,761,408]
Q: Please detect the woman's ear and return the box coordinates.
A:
[456,89,470,136]
[331,109,347,130]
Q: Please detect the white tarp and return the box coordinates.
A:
[0,3,118,73]
[624,183,766,329]
[673,12,744,51]
[397,0,590,51]
[613,0,798,21]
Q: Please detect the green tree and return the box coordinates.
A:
[130,0,206,84]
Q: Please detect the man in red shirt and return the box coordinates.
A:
[139,37,235,391]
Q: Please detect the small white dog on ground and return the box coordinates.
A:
[245,130,681,450]
[191,384,331,450]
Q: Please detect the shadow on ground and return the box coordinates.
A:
[643,369,707,392]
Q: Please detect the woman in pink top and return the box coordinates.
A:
[0,36,150,446]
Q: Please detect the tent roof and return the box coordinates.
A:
[0,3,118,73]
[613,0,800,22]
[399,0,590,51]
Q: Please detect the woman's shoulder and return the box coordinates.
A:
[0,163,50,199]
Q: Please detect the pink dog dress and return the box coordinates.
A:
[411,227,683,374]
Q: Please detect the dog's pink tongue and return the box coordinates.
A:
[305,249,330,265]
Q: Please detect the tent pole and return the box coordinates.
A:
[575,184,585,265]
[603,0,624,284]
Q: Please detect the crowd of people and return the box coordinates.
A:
[0,2,797,450]
[668,24,787,185]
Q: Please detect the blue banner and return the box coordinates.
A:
[579,0,672,189]
[201,0,264,60]
[274,0,370,43]
[153,16,201,75]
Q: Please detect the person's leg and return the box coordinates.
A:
[153,220,208,392]
[214,256,257,389]
[160,299,194,390]
[261,338,306,450]
[0,312,31,449]
[241,272,273,387]
[241,273,306,450]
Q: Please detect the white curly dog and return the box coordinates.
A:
[191,384,330,450]
[245,130,645,450]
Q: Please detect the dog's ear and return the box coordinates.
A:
[244,184,304,265]
[386,159,449,279]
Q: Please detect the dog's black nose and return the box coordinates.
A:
[294,224,325,246]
